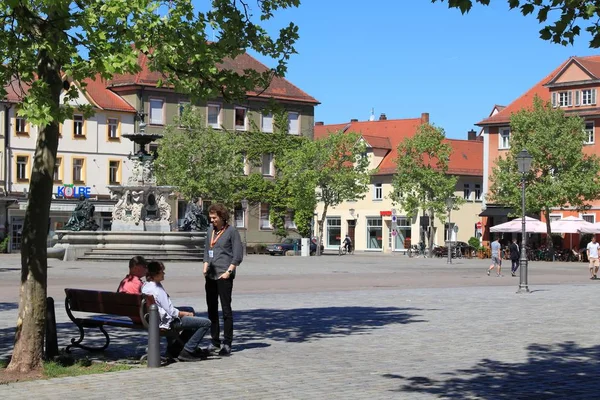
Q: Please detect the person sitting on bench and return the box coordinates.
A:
[117,256,148,294]
[142,260,212,361]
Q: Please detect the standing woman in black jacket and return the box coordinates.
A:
[203,203,243,356]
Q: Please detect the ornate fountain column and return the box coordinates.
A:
[108,123,175,232]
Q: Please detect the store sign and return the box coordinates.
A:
[56,184,91,198]
[380,211,392,217]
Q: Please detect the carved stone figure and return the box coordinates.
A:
[179,198,208,231]
[158,194,171,222]
[145,193,158,220]
[65,195,99,231]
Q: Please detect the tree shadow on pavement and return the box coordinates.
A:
[383,341,600,399]
[235,306,425,344]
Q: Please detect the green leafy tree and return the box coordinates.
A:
[488,96,600,249]
[390,124,462,255]
[281,131,371,249]
[433,0,600,47]
[155,107,243,204]
[2,0,300,373]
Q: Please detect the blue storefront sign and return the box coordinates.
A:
[56,184,91,198]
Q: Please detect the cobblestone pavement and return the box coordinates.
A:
[0,254,599,399]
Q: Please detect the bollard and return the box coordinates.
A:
[45,297,59,360]
[147,304,161,368]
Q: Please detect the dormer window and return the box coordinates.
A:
[552,91,572,107]
[581,89,597,106]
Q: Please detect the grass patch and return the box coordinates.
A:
[0,359,8,369]
[43,358,132,379]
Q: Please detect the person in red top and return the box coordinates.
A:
[117,256,147,294]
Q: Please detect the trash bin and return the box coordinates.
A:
[301,238,309,257]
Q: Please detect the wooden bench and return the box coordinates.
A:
[64,288,181,353]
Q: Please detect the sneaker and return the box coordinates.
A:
[178,349,202,362]
[511,273,516,277]
[219,344,232,357]
[497,274,502,277]
[206,343,221,356]
[487,270,490,276]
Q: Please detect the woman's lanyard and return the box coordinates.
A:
[210,225,228,249]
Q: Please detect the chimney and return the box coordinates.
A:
[467,129,477,141]
[379,113,387,121]
[421,112,429,124]
[350,118,358,122]
[315,121,324,126]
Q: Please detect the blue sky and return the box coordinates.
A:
[245,1,599,139]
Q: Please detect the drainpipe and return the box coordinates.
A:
[4,103,11,195]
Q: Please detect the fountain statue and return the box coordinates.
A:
[52,115,206,261]
[64,195,99,231]
[179,197,209,231]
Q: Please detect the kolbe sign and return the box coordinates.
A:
[56,184,91,198]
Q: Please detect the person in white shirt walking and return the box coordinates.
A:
[142,260,212,361]
[586,236,600,280]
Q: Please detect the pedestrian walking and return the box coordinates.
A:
[509,239,520,277]
[203,203,243,356]
[487,237,502,277]
[586,236,600,280]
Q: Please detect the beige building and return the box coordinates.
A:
[314,114,483,253]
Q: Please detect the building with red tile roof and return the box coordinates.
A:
[313,114,483,254]
[477,55,600,247]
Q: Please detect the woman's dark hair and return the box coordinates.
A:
[208,203,229,223]
[129,255,147,269]
[146,260,165,280]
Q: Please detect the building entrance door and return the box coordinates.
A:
[11,217,24,251]
[347,219,356,244]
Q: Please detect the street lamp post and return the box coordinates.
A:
[241,199,248,256]
[516,149,533,293]
[446,197,454,264]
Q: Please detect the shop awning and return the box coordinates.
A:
[479,206,514,217]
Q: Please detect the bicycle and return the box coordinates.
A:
[339,244,353,256]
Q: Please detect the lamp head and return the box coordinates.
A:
[517,148,533,174]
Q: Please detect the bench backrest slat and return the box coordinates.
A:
[65,288,147,318]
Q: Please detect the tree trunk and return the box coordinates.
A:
[544,207,555,261]
[317,203,329,253]
[7,53,62,373]
[427,209,435,257]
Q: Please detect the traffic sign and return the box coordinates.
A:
[392,215,397,222]
[476,221,482,229]
[392,230,397,236]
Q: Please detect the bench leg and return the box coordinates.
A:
[66,324,110,353]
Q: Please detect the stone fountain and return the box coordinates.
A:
[52,122,206,261]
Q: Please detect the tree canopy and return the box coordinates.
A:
[488,96,600,237]
[3,0,301,373]
[433,0,600,47]
[390,124,462,254]
[280,130,371,247]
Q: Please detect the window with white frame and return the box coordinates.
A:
[259,203,272,229]
[326,217,341,247]
[109,160,120,184]
[149,99,164,125]
[16,156,28,181]
[107,118,119,140]
[474,184,482,201]
[262,113,273,133]
[53,157,62,182]
[373,183,382,200]
[581,89,597,106]
[73,115,85,137]
[288,112,299,135]
[262,153,274,176]
[15,116,27,134]
[463,183,471,200]
[234,107,247,130]
[583,214,595,223]
[549,214,563,222]
[73,158,85,183]
[558,91,572,107]
[444,222,456,242]
[285,210,297,229]
[585,121,595,144]
[207,104,221,128]
[499,128,510,149]
[234,206,245,228]
[366,217,383,250]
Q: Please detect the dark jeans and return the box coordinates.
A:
[205,277,234,346]
[170,314,211,353]
[511,259,519,273]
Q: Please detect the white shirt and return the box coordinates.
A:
[141,281,179,329]
[587,242,600,258]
